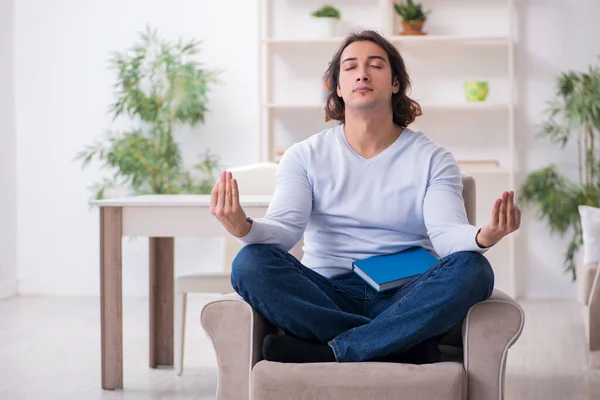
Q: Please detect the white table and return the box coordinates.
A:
[90,194,271,390]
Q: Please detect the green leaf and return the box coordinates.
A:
[394,0,429,21]
[311,5,341,19]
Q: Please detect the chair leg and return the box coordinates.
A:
[175,292,188,376]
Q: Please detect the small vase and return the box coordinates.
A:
[312,17,338,38]
[464,81,489,102]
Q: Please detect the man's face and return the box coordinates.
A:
[336,40,400,113]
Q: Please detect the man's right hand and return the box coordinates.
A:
[210,171,252,237]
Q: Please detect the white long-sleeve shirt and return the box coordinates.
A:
[239,124,488,278]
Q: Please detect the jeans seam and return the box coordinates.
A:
[384,257,446,318]
[328,340,342,362]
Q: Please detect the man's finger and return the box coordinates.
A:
[225,171,232,207]
[232,178,240,208]
[210,180,219,211]
[515,206,521,228]
[498,192,507,230]
[491,198,501,227]
[218,171,226,210]
[506,191,514,230]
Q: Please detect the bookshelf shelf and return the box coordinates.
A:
[264,34,509,46]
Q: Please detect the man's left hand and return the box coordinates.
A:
[476,190,521,248]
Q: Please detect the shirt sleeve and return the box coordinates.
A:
[236,144,312,252]
[423,150,489,258]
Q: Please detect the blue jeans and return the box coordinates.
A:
[231,244,494,363]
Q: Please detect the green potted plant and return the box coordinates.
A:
[310,5,341,38]
[394,0,429,35]
[518,56,600,281]
[76,26,220,199]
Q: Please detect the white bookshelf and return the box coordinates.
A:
[257,0,518,298]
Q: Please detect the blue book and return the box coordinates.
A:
[352,247,439,292]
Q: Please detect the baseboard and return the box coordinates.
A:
[18,278,99,296]
[0,279,18,299]
[17,278,151,297]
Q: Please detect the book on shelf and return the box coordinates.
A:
[457,160,500,169]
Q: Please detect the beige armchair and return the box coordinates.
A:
[200,175,525,400]
[577,257,600,368]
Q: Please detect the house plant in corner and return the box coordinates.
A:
[310,4,341,38]
[76,26,220,199]
[518,56,600,281]
[394,0,429,36]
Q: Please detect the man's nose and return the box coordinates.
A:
[356,74,369,82]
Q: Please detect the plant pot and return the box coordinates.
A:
[401,20,426,35]
[311,17,338,38]
[464,81,489,102]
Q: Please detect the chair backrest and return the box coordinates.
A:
[462,174,476,226]
[221,168,476,272]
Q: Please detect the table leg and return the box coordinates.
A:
[149,237,174,368]
[100,207,123,389]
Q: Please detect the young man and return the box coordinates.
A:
[210,30,520,364]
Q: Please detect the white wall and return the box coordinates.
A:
[10,0,600,298]
[514,0,600,298]
[0,0,18,299]
[14,0,259,296]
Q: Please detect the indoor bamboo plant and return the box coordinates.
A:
[76,26,220,199]
[518,56,600,280]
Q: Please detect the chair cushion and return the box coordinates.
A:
[251,360,465,400]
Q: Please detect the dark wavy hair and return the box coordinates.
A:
[323,30,422,127]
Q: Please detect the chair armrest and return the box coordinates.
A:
[588,266,600,366]
[462,289,525,400]
[201,293,273,400]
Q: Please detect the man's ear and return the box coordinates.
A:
[392,77,400,94]
[336,84,342,98]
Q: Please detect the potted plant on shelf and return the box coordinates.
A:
[394,0,429,36]
[310,4,341,38]
[76,26,220,199]
[518,56,600,281]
